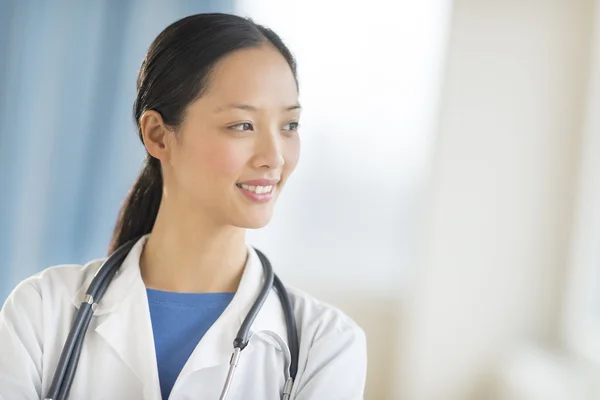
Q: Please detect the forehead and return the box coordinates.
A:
[199,45,298,109]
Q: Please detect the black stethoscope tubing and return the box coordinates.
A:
[45,239,299,400]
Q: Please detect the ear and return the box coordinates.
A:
[139,110,174,162]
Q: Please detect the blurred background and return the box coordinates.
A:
[1,0,600,398]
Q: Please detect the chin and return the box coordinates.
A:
[243,217,272,230]
[234,211,274,230]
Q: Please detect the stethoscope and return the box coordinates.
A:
[45,238,300,400]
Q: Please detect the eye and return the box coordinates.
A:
[229,122,254,132]
[283,121,300,131]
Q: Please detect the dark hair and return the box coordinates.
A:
[108,13,298,253]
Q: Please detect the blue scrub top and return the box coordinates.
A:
[146,289,235,399]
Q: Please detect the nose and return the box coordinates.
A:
[253,128,284,170]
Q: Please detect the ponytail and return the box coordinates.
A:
[108,155,162,254]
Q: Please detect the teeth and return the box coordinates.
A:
[240,184,273,194]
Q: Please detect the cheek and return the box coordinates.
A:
[205,144,243,175]
[283,138,301,176]
[182,136,246,184]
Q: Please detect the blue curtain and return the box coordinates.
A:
[0,0,234,302]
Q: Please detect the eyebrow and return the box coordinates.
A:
[214,103,302,113]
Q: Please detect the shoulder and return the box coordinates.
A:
[0,259,106,398]
[284,286,368,398]
[285,285,366,345]
[1,259,106,350]
[3,259,105,310]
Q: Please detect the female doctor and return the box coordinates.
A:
[0,13,367,400]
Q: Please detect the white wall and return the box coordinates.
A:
[563,0,600,366]
[234,1,453,398]
[397,1,595,399]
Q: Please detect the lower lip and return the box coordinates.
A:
[237,185,275,203]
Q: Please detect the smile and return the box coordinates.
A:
[236,184,274,194]
[236,183,276,203]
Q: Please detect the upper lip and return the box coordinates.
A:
[237,178,280,186]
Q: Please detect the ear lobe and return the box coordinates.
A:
[139,110,172,161]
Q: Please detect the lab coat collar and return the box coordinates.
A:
[173,239,291,392]
[71,236,161,398]
[72,237,145,315]
[71,235,289,398]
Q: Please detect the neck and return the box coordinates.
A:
[140,201,247,293]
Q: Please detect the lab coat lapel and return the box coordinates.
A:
[174,246,290,383]
[72,236,161,400]
[71,237,291,398]
[242,247,290,351]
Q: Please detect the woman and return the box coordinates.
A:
[0,12,366,400]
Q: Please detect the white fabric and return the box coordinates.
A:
[0,236,367,399]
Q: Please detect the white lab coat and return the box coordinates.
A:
[0,236,367,399]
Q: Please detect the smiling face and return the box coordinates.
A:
[144,44,301,229]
